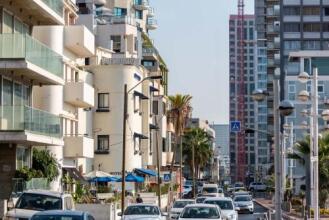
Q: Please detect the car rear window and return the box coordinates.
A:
[16,193,62,211]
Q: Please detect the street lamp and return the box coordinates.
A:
[121,75,163,212]
[252,88,294,220]
[297,90,310,102]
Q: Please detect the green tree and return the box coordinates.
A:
[32,148,60,182]
[288,132,329,208]
[183,128,213,196]
[168,94,192,174]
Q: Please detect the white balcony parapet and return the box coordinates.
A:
[64,135,94,158]
[65,25,95,57]
[146,19,158,30]
[64,81,95,108]
[0,33,64,85]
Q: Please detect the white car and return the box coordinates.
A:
[179,204,222,220]
[204,197,238,220]
[170,199,195,219]
[233,195,254,214]
[119,204,167,220]
[5,190,75,220]
[248,182,267,191]
[202,184,219,197]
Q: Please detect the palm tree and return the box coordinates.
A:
[168,94,192,196]
[183,128,213,197]
[288,132,329,208]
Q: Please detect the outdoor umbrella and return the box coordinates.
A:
[85,170,117,182]
[116,173,145,183]
[90,176,118,182]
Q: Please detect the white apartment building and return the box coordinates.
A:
[0,0,95,198]
[77,0,171,175]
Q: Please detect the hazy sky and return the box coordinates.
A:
[150,0,254,124]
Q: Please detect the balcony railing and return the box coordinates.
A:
[41,0,64,16]
[0,105,61,138]
[0,34,63,78]
[111,16,136,26]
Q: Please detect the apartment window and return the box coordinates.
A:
[303,7,320,15]
[318,82,324,93]
[97,135,109,152]
[135,10,143,19]
[284,41,301,50]
[142,60,154,67]
[111,35,121,53]
[16,146,30,169]
[323,41,329,50]
[152,100,158,115]
[303,23,320,32]
[284,23,300,32]
[3,78,12,105]
[324,7,329,16]
[323,23,329,32]
[303,41,320,50]
[134,37,138,51]
[97,93,109,111]
[3,10,13,33]
[113,7,127,17]
[283,7,300,16]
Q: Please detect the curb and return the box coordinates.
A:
[254,199,302,220]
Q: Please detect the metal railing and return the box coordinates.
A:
[0,105,61,138]
[0,33,63,78]
[41,0,64,16]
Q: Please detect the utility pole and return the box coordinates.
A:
[121,84,128,212]
[273,72,282,220]
[180,138,183,198]
[192,142,196,198]
[155,119,161,207]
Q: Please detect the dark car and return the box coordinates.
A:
[31,210,95,220]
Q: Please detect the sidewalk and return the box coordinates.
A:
[255,198,303,220]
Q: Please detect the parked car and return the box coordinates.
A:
[179,204,222,220]
[201,184,219,197]
[232,191,251,199]
[5,190,75,220]
[234,182,244,188]
[204,197,238,220]
[31,210,94,220]
[233,195,254,214]
[169,199,195,219]
[248,182,267,191]
[118,204,167,220]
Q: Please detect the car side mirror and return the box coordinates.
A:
[162,212,168,216]
[235,207,240,211]
[117,212,122,216]
[7,200,14,209]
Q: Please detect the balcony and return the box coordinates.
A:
[0,34,64,85]
[0,105,62,146]
[64,26,95,57]
[64,81,95,108]
[10,0,64,25]
[146,19,158,30]
[64,135,94,158]
[142,47,158,60]
[133,0,150,10]
[147,8,155,17]
[110,16,136,26]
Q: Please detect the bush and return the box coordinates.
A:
[291,198,302,206]
[15,167,44,181]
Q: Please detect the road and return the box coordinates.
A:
[238,203,269,220]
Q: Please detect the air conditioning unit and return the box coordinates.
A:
[274,21,280,32]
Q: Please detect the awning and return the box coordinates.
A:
[63,168,87,184]
[150,86,159,92]
[149,123,159,130]
[134,91,149,100]
[134,168,157,177]
[134,132,148,139]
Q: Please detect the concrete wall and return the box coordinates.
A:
[76,203,118,220]
[0,144,16,200]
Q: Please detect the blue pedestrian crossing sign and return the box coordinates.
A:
[163,174,171,182]
[230,121,241,132]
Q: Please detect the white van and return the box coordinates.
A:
[201,184,220,197]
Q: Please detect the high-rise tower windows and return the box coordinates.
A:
[303,7,320,15]
[284,23,300,32]
[283,7,300,16]
[303,23,321,32]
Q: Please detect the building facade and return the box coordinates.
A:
[0,0,95,199]
[76,0,172,176]
[229,15,257,183]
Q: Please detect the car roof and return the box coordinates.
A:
[234,195,251,198]
[175,199,195,202]
[185,204,218,208]
[204,197,233,202]
[33,210,86,216]
[127,204,159,207]
[23,190,70,198]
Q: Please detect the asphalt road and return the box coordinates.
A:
[238,203,269,220]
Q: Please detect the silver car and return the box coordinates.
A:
[179,204,222,220]
[233,195,254,214]
[31,210,94,220]
[119,204,167,220]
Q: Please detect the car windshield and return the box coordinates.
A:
[32,216,82,220]
[234,196,251,202]
[124,205,160,215]
[195,198,207,203]
[15,193,62,211]
[235,183,244,187]
[204,200,233,210]
[203,187,217,193]
[181,207,220,219]
[173,201,194,208]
